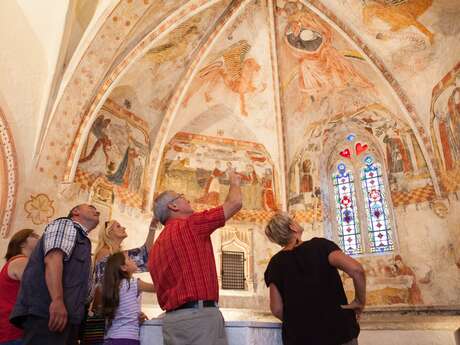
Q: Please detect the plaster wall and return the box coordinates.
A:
[0,0,71,256]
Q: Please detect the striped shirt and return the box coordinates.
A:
[43,218,88,261]
[105,278,141,341]
[148,206,225,311]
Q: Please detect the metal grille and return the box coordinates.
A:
[221,251,245,290]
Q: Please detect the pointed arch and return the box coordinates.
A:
[321,126,398,256]
[299,0,441,197]
[0,106,18,238]
[36,0,224,184]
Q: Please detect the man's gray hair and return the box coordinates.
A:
[154,191,176,225]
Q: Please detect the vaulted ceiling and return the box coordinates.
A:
[36,0,460,210]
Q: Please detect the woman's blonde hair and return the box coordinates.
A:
[265,212,294,247]
[94,220,119,261]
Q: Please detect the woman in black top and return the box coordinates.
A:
[264,213,366,345]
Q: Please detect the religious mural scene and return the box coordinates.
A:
[0,0,460,344]
[75,100,150,209]
[276,1,377,145]
[289,105,434,210]
[342,254,426,306]
[324,0,460,74]
[156,132,279,215]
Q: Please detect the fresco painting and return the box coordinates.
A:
[75,100,150,208]
[288,104,434,209]
[183,40,265,116]
[109,2,232,133]
[362,0,434,43]
[431,63,460,193]
[4,0,459,315]
[172,0,282,172]
[320,0,460,74]
[342,255,425,306]
[276,1,375,124]
[156,132,278,215]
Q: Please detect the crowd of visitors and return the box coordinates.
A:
[0,171,365,345]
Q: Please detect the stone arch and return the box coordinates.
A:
[35,0,222,183]
[298,0,441,196]
[220,226,255,291]
[66,0,231,193]
[143,0,251,210]
[429,61,460,193]
[0,107,18,238]
[319,125,400,254]
[36,0,443,214]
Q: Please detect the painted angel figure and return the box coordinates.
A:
[183,40,262,116]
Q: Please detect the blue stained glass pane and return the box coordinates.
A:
[361,160,394,253]
[332,165,362,255]
[346,133,356,142]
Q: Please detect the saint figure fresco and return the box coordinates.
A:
[76,103,149,207]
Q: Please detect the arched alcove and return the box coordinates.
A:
[322,127,399,256]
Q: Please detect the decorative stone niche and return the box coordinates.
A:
[218,226,255,294]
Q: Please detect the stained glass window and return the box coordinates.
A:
[361,155,394,253]
[332,163,362,255]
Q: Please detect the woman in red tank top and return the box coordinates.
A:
[0,229,39,345]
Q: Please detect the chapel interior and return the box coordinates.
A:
[0,0,459,344]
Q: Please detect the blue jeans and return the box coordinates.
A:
[0,339,23,345]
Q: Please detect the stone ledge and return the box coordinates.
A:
[141,318,460,345]
[143,314,460,332]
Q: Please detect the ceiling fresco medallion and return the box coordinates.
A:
[24,194,55,225]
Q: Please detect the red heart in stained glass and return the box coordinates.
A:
[356,143,368,155]
[339,149,351,159]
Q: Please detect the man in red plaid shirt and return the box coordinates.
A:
[148,170,242,345]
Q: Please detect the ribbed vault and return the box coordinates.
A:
[35,0,458,217]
